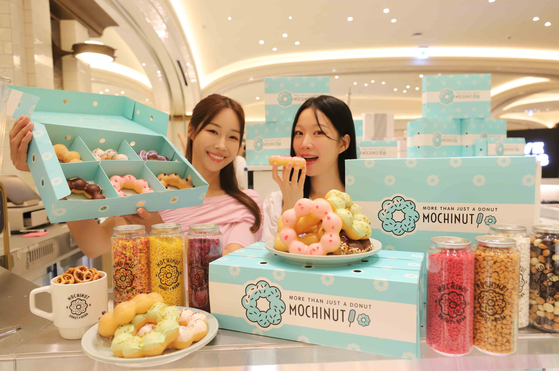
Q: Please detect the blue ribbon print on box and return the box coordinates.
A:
[346,157,537,253]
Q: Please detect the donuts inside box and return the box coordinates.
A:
[15,86,209,223]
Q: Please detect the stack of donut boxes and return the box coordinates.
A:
[407,74,525,158]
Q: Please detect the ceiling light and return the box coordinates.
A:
[528,109,534,116]
[105,88,109,92]
[371,80,375,83]
[259,40,264,44]
[394,88,398,91]
[115,93,119,96]
[383,8,389,13]
[332,68,337,72]
[186,62,191,66]
[157,70,161,74]
[272,47,277,51]
[533,17,540,21]
[364,83,368,86]
[418,46,429,59]
[391,19,397,23]
[288,16,292,20]
[146,98,149,101]
[353,82,357,85]
[382,81,386,85]
[100,91,103,94]
[347,17,353,21]
[491,77,549,96]
[121,91,124,94]
[142,63,146,66]
[256,97,260,100]
[282,33,288,38]
[419,74,424,78]
[73,43,115,65]
[406,85,410,88]
[335,75,339,79]
[228,17,232,20]
[488,0,495,2]
[295,41,300,45]
[545,22,551,26]
[415,87,419,90]
[403,90,407,93]
[85,40,103,45]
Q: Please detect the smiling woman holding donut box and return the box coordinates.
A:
[9,95,263,258]
[261,95,358,242]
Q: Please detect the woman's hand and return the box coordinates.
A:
[121,208,163,234]
[9,115,34,172]
[271,162,306,213]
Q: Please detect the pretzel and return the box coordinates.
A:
[53,144,82,163]
[326,190,371,240]
[157,173,193,190]
[276,198,342,255]
[73,265,94,282]
[54,273,75,284]
[268,155,306,168]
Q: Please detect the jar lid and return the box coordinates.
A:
[431,236,470,249]
[152,223,182,233]
[114,224,145,234]
[190,223,220,233]
[475,235,516,248]
[489,224,527,233]
[532,225,559,234]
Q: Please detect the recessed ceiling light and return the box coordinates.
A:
[142,63,146,66]
[335,75,339,79]
[121,91,124,94]
[406,85,410,88]
[403,90,407,93]
[382,81,386,85]
[157,70,161,74]
[272,47,277,51]
[282,33,288,38]
[146,98,149,101]
[488,0,495,2]
[256,97,260,100]
[105,88,109,92]
[288,16,292,20]
[186,62,191,66]
[332,68,337,72]
[419,74,424,78]
[394,88,398,91]
[391,19,397,23]
[295,41,300,45]
[353,82,357,85]
[115,93,119,96]
[533,17,540,21]
[227,17,232,20]
[100,91,103,94]
[415,87,419,90]
[545,22,551,26]
[347,17,353,21]
[364,83,368,86]
[383,8,389,13]
[371,80,375,83]
[259,40,264,44]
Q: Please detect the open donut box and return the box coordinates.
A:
[12,86,208,223]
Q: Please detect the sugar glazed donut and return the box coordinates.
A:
[276,198,342,255]
[157,173,193,190]
[268,155,306,168]
[67,177,106,199]
[110,175,155,197]
[54,144,82,163]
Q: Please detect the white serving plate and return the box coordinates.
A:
[264,238,382,266]
[81,307,218,368]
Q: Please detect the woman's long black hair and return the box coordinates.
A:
[289,95,357,198]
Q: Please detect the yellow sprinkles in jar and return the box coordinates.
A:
[149,234,186,306]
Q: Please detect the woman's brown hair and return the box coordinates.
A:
[186,94,261,233]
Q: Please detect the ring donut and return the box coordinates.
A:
[110,175,155,197]
[268,155,306,168]
[277,198,342,255]
[326,190,371,240]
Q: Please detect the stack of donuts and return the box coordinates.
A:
[98,293,208,358]
[274,189,372,256]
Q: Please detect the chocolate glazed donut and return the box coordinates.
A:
[67,177,106,199]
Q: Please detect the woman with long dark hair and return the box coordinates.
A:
[261,95,357,241]
[9,94,262,257]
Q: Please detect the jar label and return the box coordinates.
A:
[519,266,527,298]
[435,284,469,323]
[189,264,208,292]
[114,264,135,293]
[155,258,182,291]
[475,282,508,320]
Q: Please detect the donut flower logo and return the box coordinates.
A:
[439,89,455,105]
[439,291,467,318]
[478,289,507,316]
[69,298,88,316]
[114,267,134,290]
[496,141,505,156]
[432,131,442,148]
[484,215,497,226]
[254,136,264,152]
[357,313,371,327]
[378,195,420,237]
[242,280,286,328]
[158,265,180,287]
[278,91,293,107]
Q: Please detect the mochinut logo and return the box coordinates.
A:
[242,279,286,328]
[378,195,420,237]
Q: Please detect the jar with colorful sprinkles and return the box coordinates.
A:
[149,223,186,306]
[111,225,150,305]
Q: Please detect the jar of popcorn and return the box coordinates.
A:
[149,223,186,306]
[112,225,150,304]
[529,225,559,332]
[426,236,474,357]
[187,224,223,312]
[473,236,519,355]
[488,225,530,328]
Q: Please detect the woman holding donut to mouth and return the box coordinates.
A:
[261,95,357,242]
[9,95,262,257]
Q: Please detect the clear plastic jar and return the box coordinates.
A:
[186,224,223,312]
[473,236,519,355]
[529,225,559,332]
[112,225,150,304]
[488,225,530,328]
[149,223,186,306]
[426,237,474,357]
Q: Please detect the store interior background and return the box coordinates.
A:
[1,0,559,281]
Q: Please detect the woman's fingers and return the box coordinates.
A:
[16,131,32,171]
[298,165,307,187]
[9,115,27,141]
[285,162,293,184]
[271,162,282,185]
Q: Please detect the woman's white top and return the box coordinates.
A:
[261,190,283,242]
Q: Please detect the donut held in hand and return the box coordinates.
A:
[268,155,306,168]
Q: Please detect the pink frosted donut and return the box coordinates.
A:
[110,175,154,197]
[278,198,342,255]
[268,155,306,168]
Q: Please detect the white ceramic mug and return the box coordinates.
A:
[29,271,108,339]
